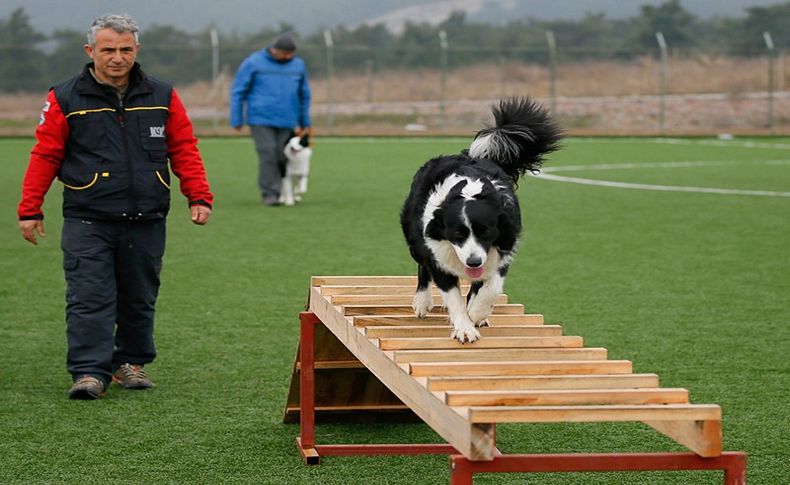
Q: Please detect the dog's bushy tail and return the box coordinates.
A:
[469,97,563,183]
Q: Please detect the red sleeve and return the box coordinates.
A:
[18,90,69,220]
[166,89,214,208]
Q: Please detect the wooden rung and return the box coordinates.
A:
[320,285,417,296]
[409,360,632,377]
[378,336,583,351]
[351,314,544,326]
[286,404,411,413]
[295,360,365,370]
[444,388,689,406]
[462,404,722,423]
[427,374,661,392]
[312,276,417,287]
[342,304,525,316]
[319,285,472,296]
[330,294,508,305]
[364,325,563,339]
[395,348,607,364]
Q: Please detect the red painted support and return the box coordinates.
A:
[295,311,460,464]
[296,311,321,463]
[449,452,747,485]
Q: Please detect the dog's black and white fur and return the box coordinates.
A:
[280,133,312,206]
[400,98,562,343]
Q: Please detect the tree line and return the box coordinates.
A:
[1,0,788,93]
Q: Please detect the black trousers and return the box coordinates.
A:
[61,218,166,385]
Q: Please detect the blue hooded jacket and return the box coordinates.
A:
[229,48,311,129]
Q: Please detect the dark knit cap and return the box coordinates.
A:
[272,33,296,52]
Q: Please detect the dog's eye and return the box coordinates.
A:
[452,228,468,240]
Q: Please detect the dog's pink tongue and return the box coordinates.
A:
[465,266,485,279]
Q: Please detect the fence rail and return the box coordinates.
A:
[0,33,787,136]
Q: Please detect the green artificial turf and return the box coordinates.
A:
[1,136,788,484]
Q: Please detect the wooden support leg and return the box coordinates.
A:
[296,311,322,465]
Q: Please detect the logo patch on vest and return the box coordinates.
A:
[149,125,166,138]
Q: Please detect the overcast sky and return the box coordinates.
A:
[1,0,782,35]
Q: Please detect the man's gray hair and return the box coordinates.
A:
[87,14,140,46]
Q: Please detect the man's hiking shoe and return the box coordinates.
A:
[68,376,106,400]
[113,363,153,389]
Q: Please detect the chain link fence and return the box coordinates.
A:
[1,31,787,136]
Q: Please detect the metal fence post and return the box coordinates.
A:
[323,29,334,134]
[439,30,448,132]
[499,55,506,98]
[210,28,220,131]
[546,30,557,115]
[366,59,374,103]
[655,32,668,134]
[763,31,775,130]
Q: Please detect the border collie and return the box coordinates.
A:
[281,133,312,206]
[400,98,563,343]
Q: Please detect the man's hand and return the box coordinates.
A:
[19,219,45,245]
[295,126,313,137]
[190,205,212,225]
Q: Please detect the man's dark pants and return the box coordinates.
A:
[61,218,165,386]
[250,125,292,199]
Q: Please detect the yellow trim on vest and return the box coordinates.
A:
[155,170,171,189]
[64,106,168,118]
[126,106,169,112]
[64,108,115,119]
[62,172,99,190]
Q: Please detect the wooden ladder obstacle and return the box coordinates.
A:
[289,276,747,484]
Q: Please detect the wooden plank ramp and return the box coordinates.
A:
[303,276,724,462]
[293,276,748,483]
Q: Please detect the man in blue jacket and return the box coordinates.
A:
[230,33,312,206]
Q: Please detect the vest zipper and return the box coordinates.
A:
[118,97,139,219]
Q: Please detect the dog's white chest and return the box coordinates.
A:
[285,146,312,175]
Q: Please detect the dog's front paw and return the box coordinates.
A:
[412,290,434,318]
[451,325,480,344]
[467,305,493,327]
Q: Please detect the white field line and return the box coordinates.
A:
[535,160,790,198]
[198,136,790,148]
[571,137,790,150]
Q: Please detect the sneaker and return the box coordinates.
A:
[113,363,153,389]
[68,375,106,400]
[263,195,281,206]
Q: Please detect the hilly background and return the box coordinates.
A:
[0,0,780,34]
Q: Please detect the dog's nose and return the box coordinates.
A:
[466,257,482,268]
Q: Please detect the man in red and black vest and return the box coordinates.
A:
[17,14,214,400]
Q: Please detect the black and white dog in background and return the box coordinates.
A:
[281,133,312,206]
[400,97,563,343]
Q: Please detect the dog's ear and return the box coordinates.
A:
[300,134,310,147]
[474,179,497,200]
[425,209,445,240]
